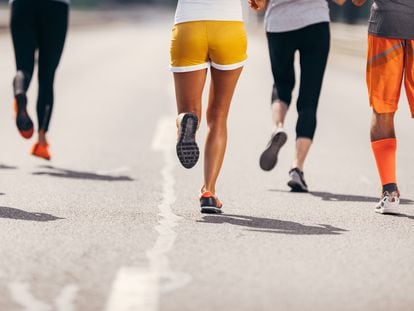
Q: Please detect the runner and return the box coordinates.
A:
[249,0,344,192]
[171,0,247,213]
[10,0,69,160]
[353,0,414,214]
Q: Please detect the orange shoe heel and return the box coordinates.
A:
[31,142,51,161]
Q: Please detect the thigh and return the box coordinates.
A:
[367,34,404,114]
[37,1,68,80]
[170,22,209,72]
[266,31,296,103]
[10,0,37,74]
[297,23,330,109]
[174,70,207,119]
[404,40,414,117]
[207,67,243,121]
[207,21,247,70]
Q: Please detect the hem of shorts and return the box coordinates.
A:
[370,103,398,114]
[170,63,210,73]
[211,60,247,71]
[174,19,244,26]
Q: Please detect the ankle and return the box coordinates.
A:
[38,130,48,146]
[201,185,215,195]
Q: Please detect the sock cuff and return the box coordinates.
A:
[371,138,397,151]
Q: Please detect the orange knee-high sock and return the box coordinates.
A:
[371,138,397,188]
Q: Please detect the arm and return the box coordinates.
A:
[352,0,368,6]
[248,0,269,12]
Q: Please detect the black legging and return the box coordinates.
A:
[11,0,69,132]
[267,22,330,140]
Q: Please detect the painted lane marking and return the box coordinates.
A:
[105,268,159,311]
[9,282,51,311]
[106,116,190,311]
[55,284,79,311]
[9,282,78,311]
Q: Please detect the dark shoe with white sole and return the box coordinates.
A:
[259,128,287,171]
[176,112,199,169]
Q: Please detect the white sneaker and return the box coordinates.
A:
[375,191,400,214]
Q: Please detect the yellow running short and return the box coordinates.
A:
[170,21,248,73]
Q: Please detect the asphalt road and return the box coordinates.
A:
[0,9,413,311]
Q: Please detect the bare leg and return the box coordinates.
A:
[38,129,48,145]
[272,100,289,129]
[292,138,312,171]
[203,67,243,194]
[370,111,396,141]
[173,70,207,123]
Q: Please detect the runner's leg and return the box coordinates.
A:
[294,22,330,171]
[36,0,68,143]
[203,67,243,194]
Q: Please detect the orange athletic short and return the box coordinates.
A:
[366,34,414,116]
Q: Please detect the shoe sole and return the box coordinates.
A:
[176,113,199,169]
[259,131,287,171]
[14,95,34,139]
[287,180,308,193]
[201,206,223,214]
[375,206,399,214]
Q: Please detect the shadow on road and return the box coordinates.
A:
[0,206,64,222]
[269,189,414,205]
[199,214,347,235]
[384,213,414,220]
[32,165,134,182]
[0,164,18,170]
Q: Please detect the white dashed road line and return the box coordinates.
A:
[106,115,190,311]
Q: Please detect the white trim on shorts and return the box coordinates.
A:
[211,60,246,71]
[170,63,210,73]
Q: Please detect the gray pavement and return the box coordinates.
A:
[0,10,413,311]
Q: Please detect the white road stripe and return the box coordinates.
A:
[9,282,51,311]
[55,284,79,311]
[105,268,159,311]
[106,116,190,311]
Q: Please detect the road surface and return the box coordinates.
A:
[0,9,413,311]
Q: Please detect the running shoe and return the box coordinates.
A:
[176,112,199,169]
[375,190,400,214]
[259,128,287,171]
[200,191,223,214]
[287,168,308,192]
[14,95,34,139]
[31,143,51,161]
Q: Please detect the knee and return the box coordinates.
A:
[206,109,227,130]
[371,111,395,141]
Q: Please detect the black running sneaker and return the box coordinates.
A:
[176,112,199,169]
[13,71,33,139]
[287,168,308,192]
[200,191,223,214]
[259,128,287,171]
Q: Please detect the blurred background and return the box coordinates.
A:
[0,0,371,23]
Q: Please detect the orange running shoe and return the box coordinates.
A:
[31,142,51,161]
[199,191,223,214]
[14,95,34,139]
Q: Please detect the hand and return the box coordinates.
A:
[352,0,367,6]
[248,0,268,11]
[332,0,346,6]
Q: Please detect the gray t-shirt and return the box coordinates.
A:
[265,0,330,33]
[369,0,414,39]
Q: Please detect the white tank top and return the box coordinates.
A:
[174,0,243,25]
